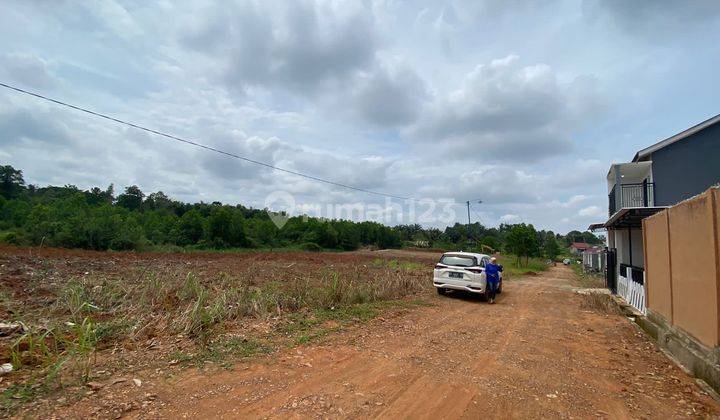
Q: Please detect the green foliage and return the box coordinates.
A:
[0,165,25,199]
[496,255,548,276]
[206,206,246,248]
[563,230,603,246]
[505,223,540,266]
[544,235,561,260]
[299,242,322,252]
[175,209,205,246]
[0,164,598,253]
[116,185,144,211]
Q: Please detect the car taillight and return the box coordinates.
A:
[467,268,483,274]
[435,264,447,269]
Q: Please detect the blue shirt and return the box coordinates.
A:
[485,262,502,283]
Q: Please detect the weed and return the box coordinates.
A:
[63,317,99,382]
[11,328,58,368]
[570,263,606,288]
[580,293,622,315]
[61,282,101,321]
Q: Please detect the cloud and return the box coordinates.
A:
[276,151,394,193]
[578,205,604,218]
[583,0,720,38]
[409,55,598,162]
[347,59,429,126]
[183,1,377,95]
[0,53,59,90]
[201,131,288,181]
[0,107,73,147]
[499,214,521,224]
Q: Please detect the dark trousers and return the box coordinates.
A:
[487,281,499,300]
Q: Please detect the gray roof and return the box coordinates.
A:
[632,112,720,162]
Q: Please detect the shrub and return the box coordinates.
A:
[299,242,322,252]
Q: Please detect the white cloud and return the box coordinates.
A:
[578,205,605,218]
[409,55,600,162]
[499,214,521,224]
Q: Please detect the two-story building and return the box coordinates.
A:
[590,113,720,312]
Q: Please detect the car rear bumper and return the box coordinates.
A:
[433,280,485,293]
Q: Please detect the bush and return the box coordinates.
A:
[299,242,322,252]
[0,229,29,246]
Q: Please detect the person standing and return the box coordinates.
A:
[485,257,503,304]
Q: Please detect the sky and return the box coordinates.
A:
[1,0,719,234]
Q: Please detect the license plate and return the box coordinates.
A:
[449,272,463,279]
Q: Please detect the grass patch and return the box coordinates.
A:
[166,337,272,369]
[496,255,549,277]
[280,299,428,346]
[570,263,606,288]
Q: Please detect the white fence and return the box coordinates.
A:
[617,270,646,314]
[582,251,605,272]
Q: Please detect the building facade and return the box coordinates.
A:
[590,113,720,313]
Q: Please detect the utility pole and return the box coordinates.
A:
[465,199,482,248]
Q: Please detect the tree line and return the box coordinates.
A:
[0,165,601,255]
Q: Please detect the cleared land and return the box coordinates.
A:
[2,247,719,418]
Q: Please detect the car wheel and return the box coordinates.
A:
[436,287,447,295]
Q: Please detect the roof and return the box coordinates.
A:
[588,223,606,232]
[604,207,667,229]
[570,242,590,249]
[633,113,720,162]
[583,246,603,254]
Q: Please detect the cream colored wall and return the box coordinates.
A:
[645,188,720,347]
[643,212,672,323]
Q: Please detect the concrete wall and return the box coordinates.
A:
[644,211,672,322]
[650,121,720,206]
[643,187,720,347]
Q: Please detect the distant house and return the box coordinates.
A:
[589,113,720,313]
[569,242,590,255]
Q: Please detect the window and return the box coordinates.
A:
[439,255,477,267]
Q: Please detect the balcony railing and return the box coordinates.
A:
[608,182,655,216]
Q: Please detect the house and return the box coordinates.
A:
[569,242,590,255]
[589,113,720,312]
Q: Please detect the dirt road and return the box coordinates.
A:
[40,265,715,419]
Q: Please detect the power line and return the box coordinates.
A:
[0,82,413,201]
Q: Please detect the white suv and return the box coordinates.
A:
[433,252,502,297]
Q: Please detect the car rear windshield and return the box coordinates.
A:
[439,255,476,267]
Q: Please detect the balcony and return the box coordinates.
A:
[608,182,655,216]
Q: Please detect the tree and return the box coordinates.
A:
[117,185,144,211]
[175,209,205,246]
[544,235,561,261]
[505,223,540,266]
[86,185,114,206]
[110,214,148,250]
[0,165,26,199]
[144,191,173,211]
[206,206,247,248]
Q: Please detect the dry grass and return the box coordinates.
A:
[579,292,623,315]
[1,250,430,414]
